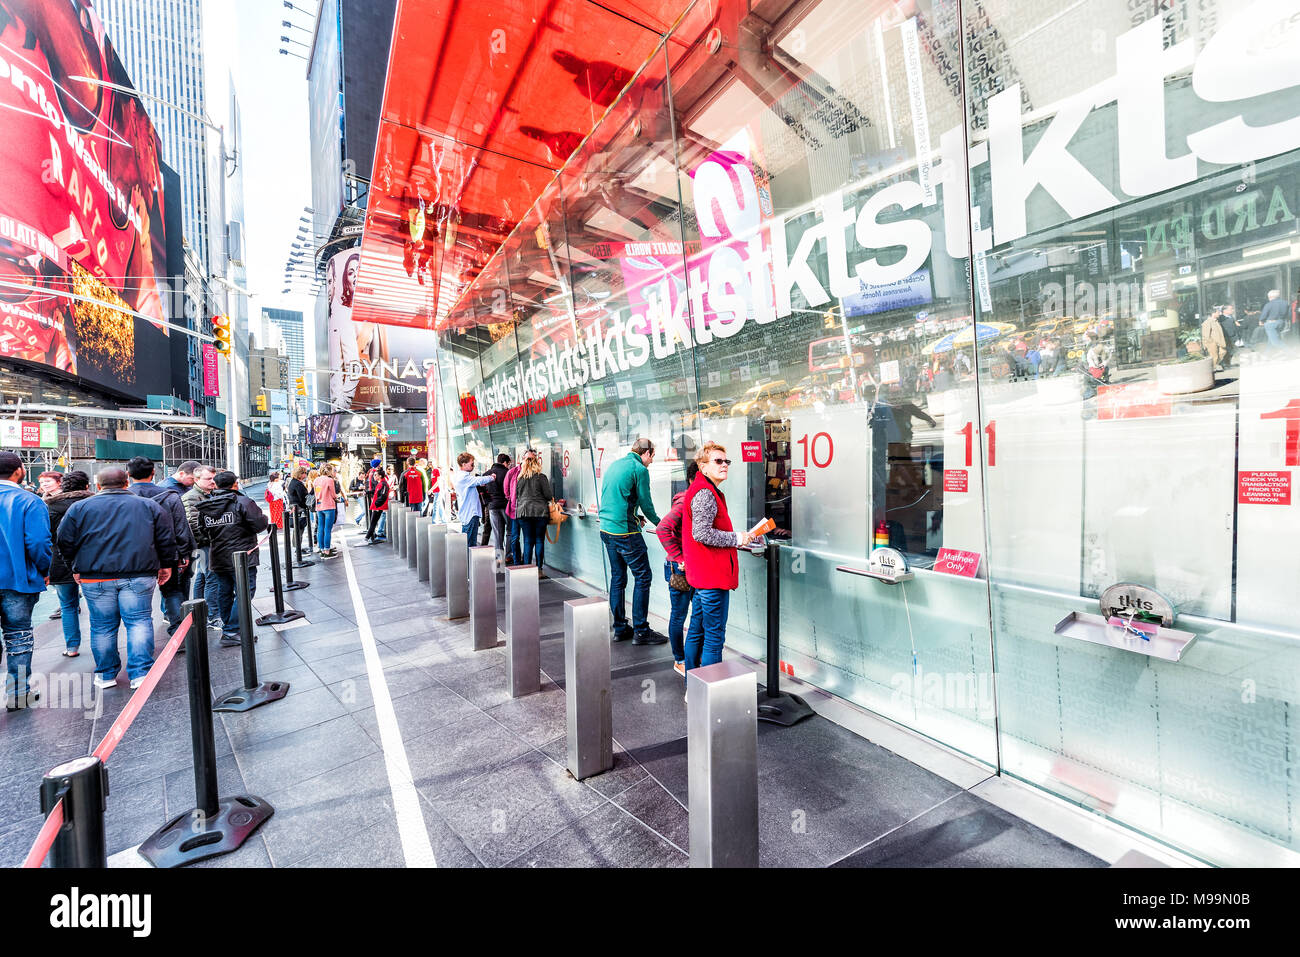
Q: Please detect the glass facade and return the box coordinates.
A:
[427,0,1300,866]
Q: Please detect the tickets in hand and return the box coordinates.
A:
[749,517,775,537]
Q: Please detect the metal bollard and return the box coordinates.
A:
[428,524,448,599]
[392,502,404,555]
[139,599,273,867]
[282,513,308,592]
[563,597,612,780]
[400,507,415,561]
[504,564,540,697]
[214,552,290,712]
[469,545,498,651]
[407,511,421,571]
[687,661,759,868]
[39,756,108,868]
[415,516,432,581]
[445,531,468,619]
[292,507,315,568]
[255,526,305,625]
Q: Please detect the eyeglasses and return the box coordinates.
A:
[711,458,731,466]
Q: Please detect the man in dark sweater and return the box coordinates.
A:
[196,471,269,647]
[127,456,195,636]
[58,467,177,689]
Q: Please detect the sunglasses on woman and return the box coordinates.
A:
[711,457,732,466]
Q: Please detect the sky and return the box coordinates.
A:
[203,0,319,346]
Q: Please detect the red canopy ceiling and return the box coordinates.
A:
[353,0,696,330]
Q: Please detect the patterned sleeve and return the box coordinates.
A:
[689,488,741,549]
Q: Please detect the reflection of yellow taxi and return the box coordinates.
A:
[698,400,725,418]
[731,380,788,415]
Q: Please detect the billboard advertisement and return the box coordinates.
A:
[326,247,437,412]
[0,0,171,399]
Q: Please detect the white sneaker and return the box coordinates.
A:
[93,675,117,689]
[130,677,145,690]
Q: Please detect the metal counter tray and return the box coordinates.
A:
[1054,611,1196,662]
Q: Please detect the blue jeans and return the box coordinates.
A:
[507,516,521,565]
[83,577,157,681]
[520,516,547,567]
[192,547,222,625]
[316,507,337,550]
[462,515,480,551]
[1,588,40,697]
[1265,319,1285,348]
[214,566,258,640]
[602,531,652,635]
[664,562,692,663]
[684,588,730,677]
[55,581,82,650]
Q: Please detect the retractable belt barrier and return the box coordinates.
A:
[214,551,290,713]
[291,506,315,568]
[255,525,305,626]
[281,511,308,592]
[753,543,813,727]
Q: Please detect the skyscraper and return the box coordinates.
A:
[263,308,306,384]
[95,0,214,276]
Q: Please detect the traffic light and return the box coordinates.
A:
[212,315,232,355]
[295,375,307,396]
[370,423,380,439]
[255,393,268,413]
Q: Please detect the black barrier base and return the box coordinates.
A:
[212,680,290,713]
[254,609,306,626]
[138,795,273,868]
[293,559,316,568]
[756,689,815,727]
[282,581,309,592]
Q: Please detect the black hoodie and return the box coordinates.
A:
[195,489,269,573]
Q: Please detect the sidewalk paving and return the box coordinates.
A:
[1,518,1105,868]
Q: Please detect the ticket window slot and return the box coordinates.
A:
[762,417,793,539]
[871,401,943,559]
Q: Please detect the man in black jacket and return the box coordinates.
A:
[127,456,195,636]
[484,453,511,560]
[196,471,269,647]
[364,462,389,543]
[58,467,177,689]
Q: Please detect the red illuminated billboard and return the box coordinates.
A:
[0,0,170,398]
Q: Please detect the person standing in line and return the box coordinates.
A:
[484,453,511,563]
[1201,307,1229,372]
[285,466,312,553]
[656,461,699,677]
[681,442,755,691]
[422,458,443,521]
[597,437,665,645]
[313,464,340,556]
[350,465,368,527]
[45,470,94,657]
[265,470,286,528]
[196,471,269,648]
[183,465,222,631]
[452,452,496,549]
[402,456,426,513]
[38,471,63,498]
[1259,289,1289,350]
[503,451,528,565]
[127,456,195,637]
[514,453,553,570]
[57,467,176,690]
[0,451,51,709]
[158,460,201,497]
[365,460,390,543]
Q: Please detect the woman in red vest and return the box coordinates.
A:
[681,442,755,691]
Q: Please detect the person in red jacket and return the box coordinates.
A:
[365,462,390,543]
[682,442,756,692]
[656,461,699,677]
[402,457,425,512]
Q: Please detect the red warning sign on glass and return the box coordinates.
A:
[790,469,806,487]
[943,469,968,492]
[1238,470,1291,505]
[741,441,762,462]
[934,548,981,577]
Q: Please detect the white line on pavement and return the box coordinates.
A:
[339,538,437,868]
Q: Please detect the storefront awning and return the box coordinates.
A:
[352,0,696,332]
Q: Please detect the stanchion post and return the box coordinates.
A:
[564,597,612,780]
[505,564,540,697]
[688,660,759,868]
[139,599,274,867]
[469,545,497,650]
[256,525,305,626]
[292,506,315,568]
[429,524,448,599]
[397,507,410,560]
[445,531,468,619]
[407,510,421,571]
[282,513,307,591]
[754,542,813,726]
[214,553,290,712]
[39,756,108,868]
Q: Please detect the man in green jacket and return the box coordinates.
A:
[598,437,665,644]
